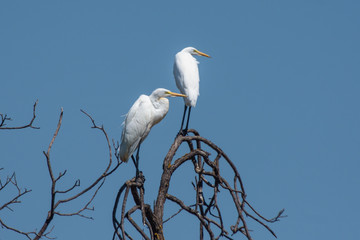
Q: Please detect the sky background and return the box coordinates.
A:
[1,0,360,239]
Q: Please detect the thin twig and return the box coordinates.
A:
[0,100,39,130]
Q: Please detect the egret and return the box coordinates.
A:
[119,88,186,176]
[173,47,210,135]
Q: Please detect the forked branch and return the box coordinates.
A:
[0,171,33,239]
[0,100,39,130]
[1,108,123,239]
[33,109,123,239]
[113,129,285,240]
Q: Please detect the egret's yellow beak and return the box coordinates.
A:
[167,91,187,97]
[194,49,211,58]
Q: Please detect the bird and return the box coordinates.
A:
[173,47,211,135]
[119,88,186,176]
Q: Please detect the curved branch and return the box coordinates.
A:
[113,129,284,240]
[33,109,122,240]
[0,100,39,130]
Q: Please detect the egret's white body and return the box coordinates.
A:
[174,48,201,107]
[119,88,186,162]
[173,47,210,134]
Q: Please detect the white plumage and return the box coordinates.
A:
[173,47,210,134]
[119,88,186,162]
[174,48,200,107]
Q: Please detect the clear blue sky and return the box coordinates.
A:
[1,1,359,239]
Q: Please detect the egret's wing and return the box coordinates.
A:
[173,55,185,94]
[120,95,152,162]
[173,52,200,106]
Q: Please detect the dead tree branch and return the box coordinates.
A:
[0,170,34,239]
[1,108,122,239]
[31,109,123,240]
[112,129,285,240]
[0,100,39,130]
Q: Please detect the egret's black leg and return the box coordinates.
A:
[130,145,141,178]
[131,155,136,167]
[183,106,192,135]
[131,155,138,177]
[178,105,188,136]
[134,144,141,178]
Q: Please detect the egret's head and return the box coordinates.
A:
[151,88,187,99]
[182,47,211,58]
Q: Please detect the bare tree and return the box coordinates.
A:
[112,129,285,240]
[1,103,285,239]
[0,103,122,239]
[0,170,33,237]
[1,101,40,238]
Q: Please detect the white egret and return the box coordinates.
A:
[119,88,186,175]
[173,47,211,135]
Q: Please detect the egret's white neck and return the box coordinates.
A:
[150,96,168,109]
[150,97,169,124]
